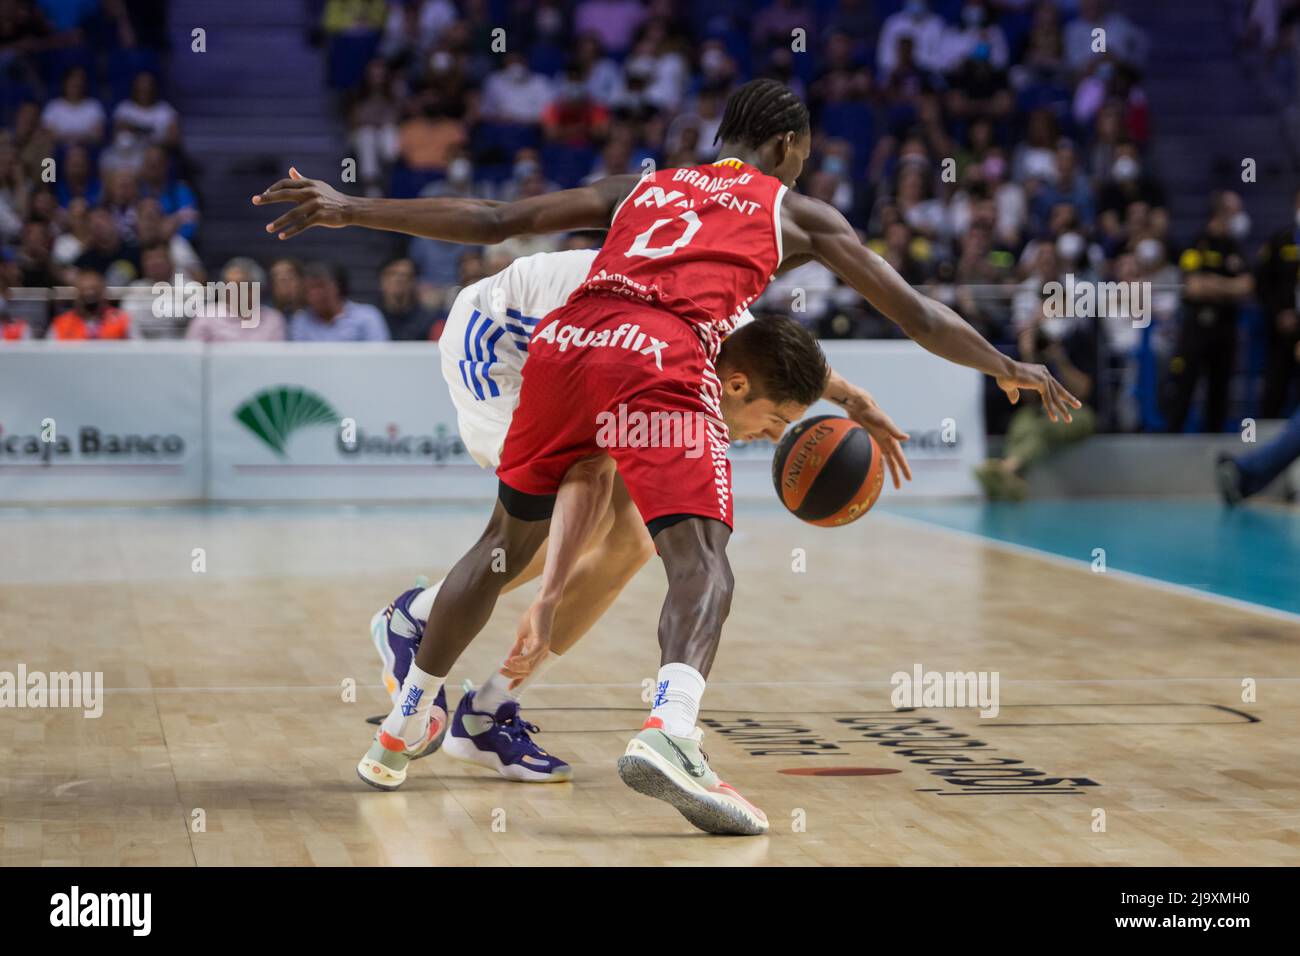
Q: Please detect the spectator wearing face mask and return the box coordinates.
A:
[1064,0,1148,75]
[1164,191,1255,433]
[940,1,1009,72]
[481,53,554,126]
[1253,187,1300,418]
[46,270,132,340]
[542,66,610,147]
[1097,143,1165,242]
[877,0,947,79]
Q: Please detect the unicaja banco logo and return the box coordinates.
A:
[234,385,340,457]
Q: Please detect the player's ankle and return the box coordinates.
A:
[648,662,705,737]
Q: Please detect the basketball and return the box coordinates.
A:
[771,415,885,526]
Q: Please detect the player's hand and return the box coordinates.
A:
[844,393,912,489]
[252,167,352,239]
[501,598,556,690]
[997,361,1082,423]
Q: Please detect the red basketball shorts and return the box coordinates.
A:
[496,294,733,528]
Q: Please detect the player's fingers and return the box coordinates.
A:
[1056,378,1083,409]
[1044,380,1073,424]
[895,443,913,483]
[277,218,319,240]
[1053,384,1074,424]
[289,166,305,179]
[267,204,318,237]
[1040,383,1059,422]
[1005,385,1020,404]
[500,648,536,677]
[883,439,905,489]
[253,180,311,203]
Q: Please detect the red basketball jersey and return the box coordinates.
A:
[570,158,788,360]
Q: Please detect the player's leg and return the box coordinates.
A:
[616,515,768,836]
[357,488,552,790]
[507,454,618,678]
[594,333,769,835]
[523,472,653,660]
[446,470,655,782]
[444,455,615,782]
[372,292,531,704]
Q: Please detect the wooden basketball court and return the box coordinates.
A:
[1,503,1296,866]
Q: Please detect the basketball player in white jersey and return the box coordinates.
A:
[368,244,914,785]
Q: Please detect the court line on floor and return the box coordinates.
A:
[875,510,1300,625]
[75,677,1300,693]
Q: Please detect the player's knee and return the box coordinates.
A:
[665,546,733,610]
[476,512,543,585]
[606,521,655,573]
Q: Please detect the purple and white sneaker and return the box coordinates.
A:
[443,682,573,783]
[371,586,425,703]
[369,585,447,759]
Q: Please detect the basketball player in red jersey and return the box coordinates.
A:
[256,79,1079,835]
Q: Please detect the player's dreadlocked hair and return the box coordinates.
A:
[714,79,810,149]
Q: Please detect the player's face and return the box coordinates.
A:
[719,374,807,442]
[775,130,813,188]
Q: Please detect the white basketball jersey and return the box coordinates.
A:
[452,248,759,403]
[460,249,598,362]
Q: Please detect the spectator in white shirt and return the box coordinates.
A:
[481,53,553,126]
[113,72,180,148]
[877,0,947,79]
[41,67,106,147]
[1064,0,1148,74]
[573,32,623,105]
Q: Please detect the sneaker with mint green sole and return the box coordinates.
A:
[617,719,768,835]
[355,686,448,791]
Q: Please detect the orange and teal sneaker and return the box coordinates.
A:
[355,687,449,791]
[617,719,768,835]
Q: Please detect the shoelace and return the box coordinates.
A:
[498,711,541,741]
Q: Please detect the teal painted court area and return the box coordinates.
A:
[886,499,1300,617]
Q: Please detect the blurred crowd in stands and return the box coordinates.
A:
[1,0,1299,440]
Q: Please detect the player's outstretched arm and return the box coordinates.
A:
[253,167,640,243]
[782,192,1082,423]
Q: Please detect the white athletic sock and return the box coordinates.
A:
[648,663,705,737]
[408,578,443,622]
[476,651,561,713]
[381,662,445,745]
